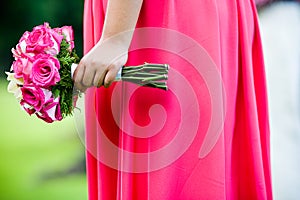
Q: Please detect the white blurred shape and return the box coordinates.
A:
[259,2,300,199]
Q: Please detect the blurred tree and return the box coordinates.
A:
[0,2,86,199]
[0,0,83,78]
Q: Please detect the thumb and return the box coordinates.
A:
[104,65,121,88]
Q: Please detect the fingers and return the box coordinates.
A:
[104,64,120,87]
[73,45,127,91]
[74,61,110,91]
[103,54,127,87]
[93,66,108,88]
[74,60,96,92]
[82,66,96,87]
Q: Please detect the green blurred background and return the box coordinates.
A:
[0,0,87,200]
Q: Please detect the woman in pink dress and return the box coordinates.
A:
[74,0,273,199]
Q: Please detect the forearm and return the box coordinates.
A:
[101,0,143,48]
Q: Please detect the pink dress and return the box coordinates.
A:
[83,0,273,199]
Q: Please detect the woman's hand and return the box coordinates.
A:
[73,38,128,92]
[74,0,143,92]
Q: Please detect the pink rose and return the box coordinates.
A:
[36,97,62,123]
[12,32,36,62]
[21,103,36,115]
[12,42,28,59]
[12,57,33,79]
[31,54,60,87]
[69,40,75,51]
[36,110,54,123]
[61,26,74,42]
[54,26,74,51]
[12,32,29,58]
[26,22,63,55]
[20,85,45,112]
[20,31,30,41]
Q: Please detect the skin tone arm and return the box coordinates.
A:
[74,0,143,92]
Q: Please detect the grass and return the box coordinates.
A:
[0,79,87,200]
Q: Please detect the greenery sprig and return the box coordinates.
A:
[51,39,79,118]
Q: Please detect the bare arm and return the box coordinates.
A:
[74,0,143,91]
[102,0,143,45]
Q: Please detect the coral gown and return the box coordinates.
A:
[83,0,273,199]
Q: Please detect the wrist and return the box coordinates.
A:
[100,29,134,50]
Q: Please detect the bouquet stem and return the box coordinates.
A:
[71,62,169,90]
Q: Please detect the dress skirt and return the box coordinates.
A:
[83,0,273,199]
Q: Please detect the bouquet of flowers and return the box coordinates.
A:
[6,23,169,123]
